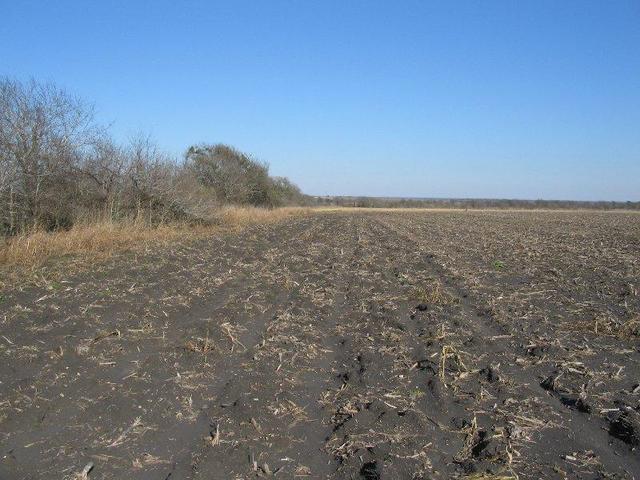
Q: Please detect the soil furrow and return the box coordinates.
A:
[373,212,640,479]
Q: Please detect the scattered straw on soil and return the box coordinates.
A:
[0,206,311,289]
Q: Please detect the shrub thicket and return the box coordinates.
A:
[0,78,305,235]
[185,144,303,208]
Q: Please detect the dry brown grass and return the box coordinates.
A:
[411,280,456,305]
[215,205,312,226]
[0,206,312,289]
[0,221,201,267]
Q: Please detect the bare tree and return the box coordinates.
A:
[0,77,102,231]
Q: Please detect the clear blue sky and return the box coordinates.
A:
[2,1,639,201]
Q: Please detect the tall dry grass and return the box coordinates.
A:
[0,207,312,286]
[215,205,311,226]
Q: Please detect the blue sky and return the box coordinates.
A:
[2,1,639,200]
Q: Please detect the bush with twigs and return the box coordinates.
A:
[0,77,305,237]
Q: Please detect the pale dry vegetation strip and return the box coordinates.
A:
[0,206,312,289]
[214,205,312,226]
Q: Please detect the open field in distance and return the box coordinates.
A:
[1,209,639,479]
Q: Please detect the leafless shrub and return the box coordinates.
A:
[0,77,102,232]
[0,78,305,238]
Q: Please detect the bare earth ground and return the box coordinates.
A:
[1,210,639,479]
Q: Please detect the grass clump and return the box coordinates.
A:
[411,280,456,306]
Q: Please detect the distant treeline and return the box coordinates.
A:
[315,196,640,210]
[0,78,305,236]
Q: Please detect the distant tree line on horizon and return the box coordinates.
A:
[316,196,640,210]
[0,78,305,236]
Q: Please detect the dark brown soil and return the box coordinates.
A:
[1,211,639,479]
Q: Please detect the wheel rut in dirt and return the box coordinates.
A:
[373,212,640,479]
